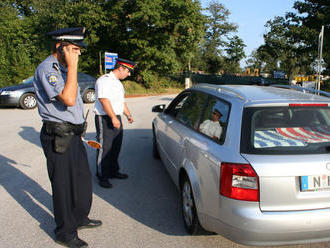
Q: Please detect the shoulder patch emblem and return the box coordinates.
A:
[47,73,57,86]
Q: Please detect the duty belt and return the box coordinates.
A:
[43,121,85,136]
[43,121,86,153]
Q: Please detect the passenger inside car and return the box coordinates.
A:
[199,109,222,141]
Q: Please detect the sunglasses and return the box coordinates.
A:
[212,112,221,117]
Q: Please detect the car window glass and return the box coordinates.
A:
[242,106,330,154]
[166,93,191,117]
[198,97,230,144]
[175,92,208,129]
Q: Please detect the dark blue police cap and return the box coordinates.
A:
[116,58,136,72]
[47,27,86,47]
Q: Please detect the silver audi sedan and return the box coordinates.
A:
[152,84,330,246]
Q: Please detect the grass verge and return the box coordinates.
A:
[123,80,183,97]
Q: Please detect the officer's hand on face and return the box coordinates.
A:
[111,117,121,129]
[63,44,81,69]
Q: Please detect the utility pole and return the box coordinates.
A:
[317,25,324,92]
[99,51,103,75]
[185,58,192,89]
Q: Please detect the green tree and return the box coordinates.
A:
[47,0,107,75]
[112,0,206,86]
[0,0,206,87]
[245,50,264,72]
[254,0,329,79]
[223,35,246,73]
[200,1,238,74]
[0,2,38,86]
[287,0,330,73]
[255,16,314,80]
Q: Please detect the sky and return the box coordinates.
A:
[200,0,297,65]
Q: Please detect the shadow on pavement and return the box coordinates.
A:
[17,124,187,236]
[19,126,41,148]
[0,154,54,239]
[90,128,188,236]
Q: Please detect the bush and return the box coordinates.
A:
[321,79,330,92]
[139,71,159,89]
[123,78,183,95]
[139,71,182,88]
[122,80,148,95]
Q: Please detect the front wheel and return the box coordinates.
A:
[181,176,203,235]
[19,93,37,109]
[83,89,95,103]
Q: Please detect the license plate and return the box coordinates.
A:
[300,175,330,191]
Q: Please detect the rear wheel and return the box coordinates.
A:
[83,89,95,103]
[19,93,37,109]
[181,176,203,235]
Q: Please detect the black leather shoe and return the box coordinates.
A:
[78,219,102,230]
[99,179,112,188]
[55,237,88,248]
[109,172,128,179]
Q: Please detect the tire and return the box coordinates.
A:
[152,128,160,159]
[83,89,95,103]
[19,93,37,109]
[181,176,203,235]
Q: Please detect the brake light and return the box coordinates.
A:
[289,103,328,107]
[220,163,259,202]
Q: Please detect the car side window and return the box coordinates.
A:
[198,97,230,144]
[174,92,208,129]
[166,92,191,118]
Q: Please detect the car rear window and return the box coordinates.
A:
[241,106,330,154]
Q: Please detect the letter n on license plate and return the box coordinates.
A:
[300,175,330,191]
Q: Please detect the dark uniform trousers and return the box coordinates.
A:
[95,115,123,180]
[40,125,92,241]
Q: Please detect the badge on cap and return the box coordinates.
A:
[47,73,58,86]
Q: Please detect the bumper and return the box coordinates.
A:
[0,95,19,106]
[199,198,330,246]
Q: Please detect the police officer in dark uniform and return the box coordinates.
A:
[33,27,101,248]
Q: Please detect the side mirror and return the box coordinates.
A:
[152,104,166,112]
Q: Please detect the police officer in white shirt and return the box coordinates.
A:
[94,58,135,188]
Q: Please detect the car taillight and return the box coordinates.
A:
[220,163,259,202]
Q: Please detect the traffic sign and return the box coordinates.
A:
[105,52,118,70]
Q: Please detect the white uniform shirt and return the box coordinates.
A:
[94,72,125,115]
[199,120,222,139]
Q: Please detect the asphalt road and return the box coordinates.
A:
[0,95,329,248]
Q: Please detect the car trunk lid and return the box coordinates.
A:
[242,154,330,211]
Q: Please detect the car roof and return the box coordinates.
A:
[192,84,330,106]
